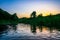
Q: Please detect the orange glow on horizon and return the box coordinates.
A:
[17,10,60,18]
[17,13,30,18]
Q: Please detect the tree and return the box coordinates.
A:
[11,13,18,20]
[0,8,11,20]
[30,11,36,18]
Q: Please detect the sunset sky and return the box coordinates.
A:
[0,0,60,18]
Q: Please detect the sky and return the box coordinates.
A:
[0,0,60,18]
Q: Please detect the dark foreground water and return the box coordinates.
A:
[0,23,60,40]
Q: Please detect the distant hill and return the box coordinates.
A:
[0,8,18,24]
[0,8,11,20]
[0,8,18,20]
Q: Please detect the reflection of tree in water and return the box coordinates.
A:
[0,25,8,34]
[31,25,36,34]
[0,25,17,35]
[38,25,42,32]
[30,25,43,34]
[30,24,60,34]
[56,26,60,31]
[9,25,17,31]
[49,27,54,33]
[49,26,60,33]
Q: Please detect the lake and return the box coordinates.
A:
[0,23,60,40]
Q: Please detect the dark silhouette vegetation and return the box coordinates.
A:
[0,8,60,33]
[0,8,18,25]
[30,11,36,18]
[0,25,8,34]
[30,25,60,34]
[0,8,60,26]
[19,11,60,27]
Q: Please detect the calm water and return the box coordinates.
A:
[0,23,60,40]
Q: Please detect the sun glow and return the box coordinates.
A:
[36,10,59,16]
[17,3,59,18]
[17,10,59,18]
[17,13,30,18]
[15,1,60,18]
[17,6,59,18]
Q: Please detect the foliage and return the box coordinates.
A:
[0,8,60,26]
[0,8,18,24]
[19,11,60,26]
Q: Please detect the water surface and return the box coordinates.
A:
[0,23,60,40]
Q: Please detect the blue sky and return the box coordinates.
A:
[0,0,60,17]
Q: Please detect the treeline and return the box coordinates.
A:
[0,8,18,24]
[19,11,60,27]
[0,8,60,26]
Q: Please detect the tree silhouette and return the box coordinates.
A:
[0,8,11,20]
[11,13,18,20]
[30,11,36,18]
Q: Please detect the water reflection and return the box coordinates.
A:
[9,25,17,31]
[31,25,36,34]
[31,25,55,34]
[0,24,60,40]
[0,25,8,34]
